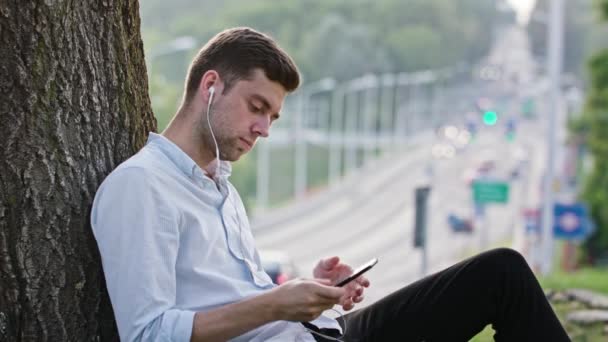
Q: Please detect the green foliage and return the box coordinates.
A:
[579,14,608,262]
[141,0,511,128]
[141,0,509,85]
[298,14,391,82]
[148,75,182,131]
[386,25,442,71]
[588,50,608,89]
[139,0,514,207]
[601,0,608,20]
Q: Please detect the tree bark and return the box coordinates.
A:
[0,1,156,340]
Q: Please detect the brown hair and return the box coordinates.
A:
[183,27,300,103]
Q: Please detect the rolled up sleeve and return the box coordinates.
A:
[91,167,195,342]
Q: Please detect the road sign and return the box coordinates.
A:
[472,181,509,204]
[553,203,592,240]
[523,208,541,234]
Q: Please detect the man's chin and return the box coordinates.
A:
[220,152,241,162]
[220,145,249,162]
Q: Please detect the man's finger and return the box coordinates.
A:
[342,297,353,307]
[342,299,354,311]
[356,276,370,287]
[321,256,340,270]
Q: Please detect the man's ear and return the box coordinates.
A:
[200,70,220,98]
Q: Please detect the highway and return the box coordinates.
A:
[253,118,546,309]
[250,24,550,310]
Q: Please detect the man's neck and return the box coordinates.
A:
[162,109,217,174]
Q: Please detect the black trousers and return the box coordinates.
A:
[323,248,569,342]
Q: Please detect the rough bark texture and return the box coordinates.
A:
[0,1,156,341]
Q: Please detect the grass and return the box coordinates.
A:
[548,296,607,341]
[539,266,608,342]
[539,266,608,295]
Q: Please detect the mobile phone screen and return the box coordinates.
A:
[335,258,378,287]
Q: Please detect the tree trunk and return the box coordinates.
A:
[0,1,156,340]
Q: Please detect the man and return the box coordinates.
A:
[92,27,570,341]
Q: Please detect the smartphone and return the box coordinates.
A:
[335,258,378,287]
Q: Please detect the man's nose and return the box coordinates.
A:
[252,117,270,138]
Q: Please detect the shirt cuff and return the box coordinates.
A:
[161,309,196,341]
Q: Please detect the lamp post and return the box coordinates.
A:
[361,75,380,164]
[540,0,564,275]
[329,86,345,187]
[294,78,336,199]
[339,75,381,172]
[379,73,397,151]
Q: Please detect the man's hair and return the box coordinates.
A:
[183,27,300,103]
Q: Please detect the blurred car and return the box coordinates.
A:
[431,125,472,160]
[463,150,498,185]
[447,213,474,233]
[508,145,530,180]
[259,249,299,285]
[431,142,456,159]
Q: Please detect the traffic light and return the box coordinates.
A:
[483,111,498,126]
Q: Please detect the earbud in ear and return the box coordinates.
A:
[207,86,216,108]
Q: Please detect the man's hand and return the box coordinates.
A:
[313,256,371,311]
[268,278,345,322]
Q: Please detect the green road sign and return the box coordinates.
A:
[473,181,509,204]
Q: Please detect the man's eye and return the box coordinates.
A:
[250,104,262,113]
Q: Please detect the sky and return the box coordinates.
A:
[507,0,537,24]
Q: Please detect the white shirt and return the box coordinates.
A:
[91,133,340,341]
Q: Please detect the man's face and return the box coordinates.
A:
[200,69,286,162]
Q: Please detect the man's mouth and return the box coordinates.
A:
[239,137,253,148]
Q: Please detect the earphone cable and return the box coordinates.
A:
[206,89,221,176]
[297,308,348,342]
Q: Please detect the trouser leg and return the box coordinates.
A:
[340,248,569,342]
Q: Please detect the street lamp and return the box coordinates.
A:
[342,74,382,170]
[540,0,564,275]
[328,86,345,187]
[294,78,336,199]
[392,70,439,146]
[360,75,380,164]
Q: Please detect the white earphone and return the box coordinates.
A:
[206,84,220,175]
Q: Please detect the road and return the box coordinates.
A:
[250,24,550,309]
[252,118,547,309]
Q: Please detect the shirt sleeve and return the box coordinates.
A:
[91,167,195,342]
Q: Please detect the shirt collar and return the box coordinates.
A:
[146,132,232,179]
